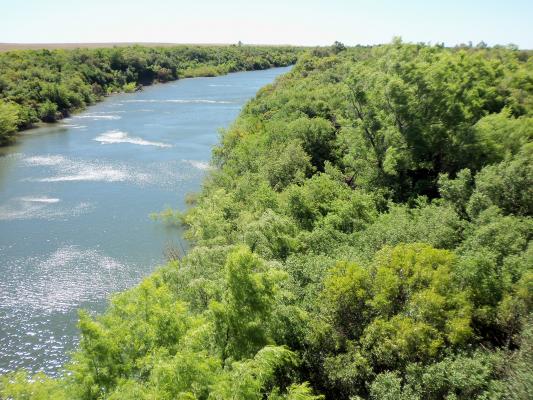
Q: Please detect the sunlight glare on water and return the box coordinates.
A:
[0,66,291,375]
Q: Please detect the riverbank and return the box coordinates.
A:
[3,42,529,399]
[10,62,296,141]
[0,45,301,145]
[0,66,292,375]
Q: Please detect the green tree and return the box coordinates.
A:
[210,247,287,360]
[318,244,473,397]
[0,101,19,144]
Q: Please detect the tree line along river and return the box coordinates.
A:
[0,66,291,375]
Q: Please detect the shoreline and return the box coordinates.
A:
[0,66,292,376]
[2,64,294,146]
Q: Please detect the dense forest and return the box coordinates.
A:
[1,41,532,399]
[0,44,300,145]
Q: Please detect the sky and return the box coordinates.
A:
[1,0,532,48]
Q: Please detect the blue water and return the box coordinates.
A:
[0,66,291,375]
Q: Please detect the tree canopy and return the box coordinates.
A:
[0,45,300,144]
[1,41,532,399]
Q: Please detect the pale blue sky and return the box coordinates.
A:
[1,0,532,48]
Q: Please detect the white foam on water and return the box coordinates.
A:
[22,154,151,184]
[208,84,233,87]
[73,114,121,120]
[124,99,233,104]
[23,155,65,166]
[94,130,172,148]
[61,124,87,129]
[89,111,126,114]
[20,153,203,189]
[38,169,129,183]
[182,159,211,170]
[20,197,60,204]
[166,99,233,104]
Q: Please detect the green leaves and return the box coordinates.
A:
[210,246,287,360]
[369,351,506,400]
[210,346,297,399]
[323,262,371,338]
[263,140,313,191]
[469,146,533,216]
[339,44,529,200]
[0,45,300,143]
[169,43,531,399]
[0,100,19,144]
[0,371,69,400]
[4,42,532,399]
[320,244,474,394]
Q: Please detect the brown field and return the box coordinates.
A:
[0,42,292,52]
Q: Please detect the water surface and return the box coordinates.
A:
[0,66,291,375]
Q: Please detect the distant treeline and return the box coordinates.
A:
[0,45,300,145]
[1,41,532,399]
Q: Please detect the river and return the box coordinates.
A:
[0,66,291,375]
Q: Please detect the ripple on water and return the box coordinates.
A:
[60,124,88,129]
[0,66,292,375]
[19,197,60,204]
[124,99,233,104]
[72,113,122,120]
[0,245,137,313]
[182,159,211,170]
[20,154,207,187]
[22,154,149,184]
[0,197,92,221]
[0,246,145,375]
[94,130,172,148]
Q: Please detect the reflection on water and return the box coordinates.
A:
[0,66,291,375]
